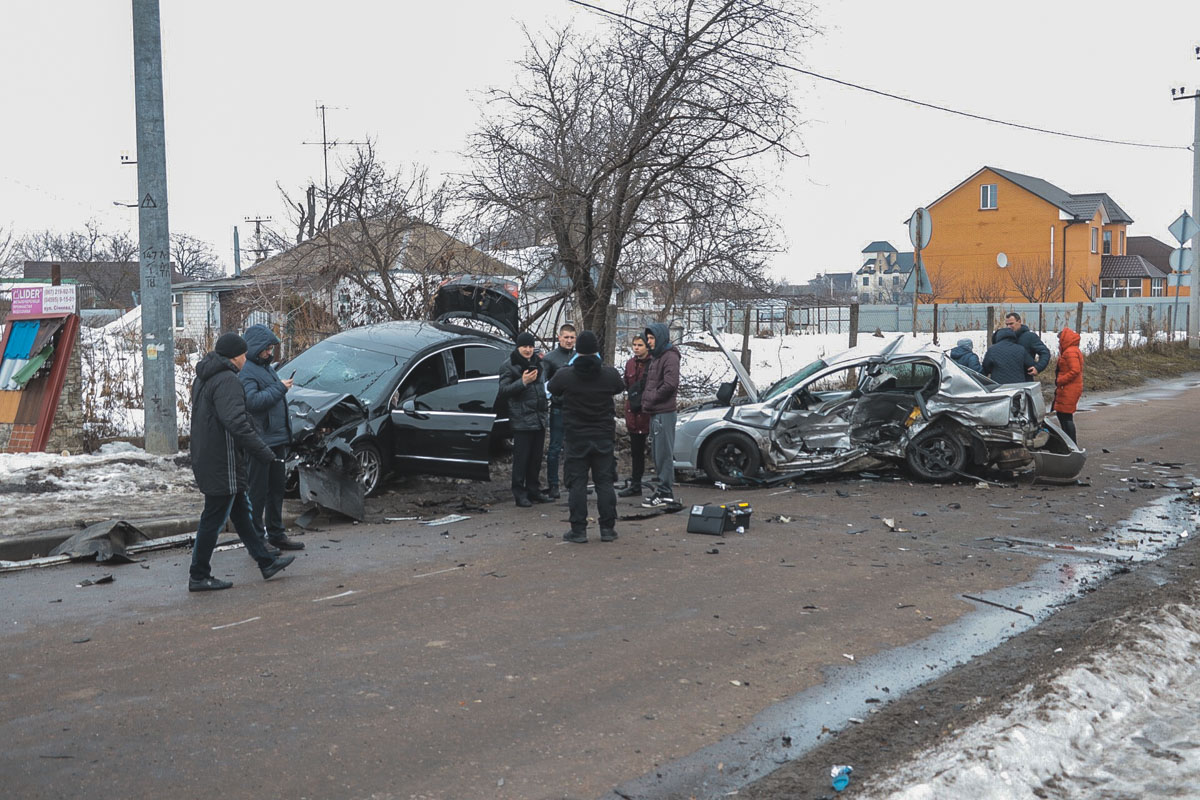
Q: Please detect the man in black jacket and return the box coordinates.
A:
[1004,312,1051,376]
[982,327,1035,384]
[240,324,303,552]
[546,330,626,543]
[541,323,576,499]
[189,333,295,592]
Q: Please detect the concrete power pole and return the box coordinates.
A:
[1173,45,1200,349]
[132,0,178,453]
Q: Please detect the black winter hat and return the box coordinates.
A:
[515,331,537,348]
[576,330,599,355]
[215,332,248,358]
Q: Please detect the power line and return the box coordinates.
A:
[565,0,1191,152]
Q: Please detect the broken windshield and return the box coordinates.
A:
[284,341,400,406]
[761,359,828,402]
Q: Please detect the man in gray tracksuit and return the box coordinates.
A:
[640,323,681,508]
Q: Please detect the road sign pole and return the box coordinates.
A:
[132,0,178,453]
[1190,94,1200,349]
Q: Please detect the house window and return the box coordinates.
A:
[980,184,998,210]
[1120,231,1126,255]
[1103,230,1112,255]
[862,276,869,287]
[1152,278,1165,297]
[1091,228,1098,254]
[171,292,184,329]
[1100,278,1143,298]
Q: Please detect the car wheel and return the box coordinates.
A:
[352,441,383,497]
[905,429,967,482]
[701,431,762,483]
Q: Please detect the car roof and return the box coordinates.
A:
[317,319,510,358]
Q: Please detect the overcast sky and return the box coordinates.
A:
[0,0,1196,285]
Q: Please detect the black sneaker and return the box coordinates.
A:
[515,496,533,508]
[617,484,642,497]
[600,529,618,542]
[262,541,281,557]
[562,531,588,544]
[546,487,561,500]
[528,492,552,504]
[269,535,305,551]
[260,555,295,580]
[642,494,677,509]
[189,576,232,592]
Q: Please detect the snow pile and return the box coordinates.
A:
[80,307,198,439]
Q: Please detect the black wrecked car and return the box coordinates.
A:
[282,276,519,519]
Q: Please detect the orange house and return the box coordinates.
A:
[918,167,1179,303]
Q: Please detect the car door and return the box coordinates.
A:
[765,363,864,463]
[389,344,505,480]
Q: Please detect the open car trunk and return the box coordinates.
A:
[432,275,520,340]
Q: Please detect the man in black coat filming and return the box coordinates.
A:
[188,333,295,592]
[546,330,626,543]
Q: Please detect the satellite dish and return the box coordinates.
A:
[997,252,1008,268]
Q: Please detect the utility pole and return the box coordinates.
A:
[302,103,365,229]
[131,0,177,454]
[1172,44,1200,349]
[244,216,273,263]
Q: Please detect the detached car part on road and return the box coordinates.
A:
[674,330,1085,484]
[283,277,519,519]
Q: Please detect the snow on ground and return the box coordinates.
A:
[0,442,200,538]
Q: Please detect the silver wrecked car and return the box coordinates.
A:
[673,331,1085,484]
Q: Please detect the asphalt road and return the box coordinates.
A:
[2,378,1198,800]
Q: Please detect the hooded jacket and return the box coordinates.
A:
[948,339,981,373]
[641,322,681,415]
[190,351,276,496]
[497,348,548,431]
[981,328,1034,384]
[238,324,291,447]
[1052,328,1084,414]
[546,354,625,440]
[623,352,652,435]
[542,344,575,407]
[1014,324,1051,374]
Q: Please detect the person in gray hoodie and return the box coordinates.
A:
[948,338,981,373]
[640,323,682,508]
[239,324,303,552]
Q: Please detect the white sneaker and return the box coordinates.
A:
[641,494,677,509]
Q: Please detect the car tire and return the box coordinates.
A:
[701,431,762,483]
[352,441,384,497]
[905,429,967,482]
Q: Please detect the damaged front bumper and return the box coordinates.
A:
[288,388,370,520]
[1029,416,1087,482]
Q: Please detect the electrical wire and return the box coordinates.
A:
[566,0,1191,152]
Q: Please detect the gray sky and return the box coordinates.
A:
[0,0,1196,284]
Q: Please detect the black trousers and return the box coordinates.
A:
[190,492,275,581]
[511,428,546,500]
[247,443,288,542]
[628,431,648,485]
[1056,412,1077,444]
[564,438,617,534]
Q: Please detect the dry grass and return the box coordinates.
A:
[1039,341,1200,395]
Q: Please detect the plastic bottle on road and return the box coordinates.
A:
[830,764,853,792]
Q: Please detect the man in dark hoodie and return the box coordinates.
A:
[640,323,681,509]
[240,324,303,552]
[982,327,1035,384]
[547,330,625,543]
[188,332,295,592]
[1004,312,1050,377]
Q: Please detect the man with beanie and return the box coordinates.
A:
[641,323,682,509]
[188,332,295,591]
[547,330,625,543]
[240,324,303,552]
[948,337,981,372]
[541,323,576,498]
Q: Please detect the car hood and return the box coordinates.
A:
[287,386,368,441]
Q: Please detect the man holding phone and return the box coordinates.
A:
[498,331,549,507]
[240,324,304,552]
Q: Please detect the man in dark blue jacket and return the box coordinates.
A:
[240,324,303,551]
[189,333,295,591]
[982,327,1034,384]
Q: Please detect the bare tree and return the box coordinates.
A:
[466,0,814,347]
[920,261,956,303]
[1006,257,1058,303]
[0,225,16,279]
[1075,274,1098,301]
[170,233,223,280]
[961,269,1010,303]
